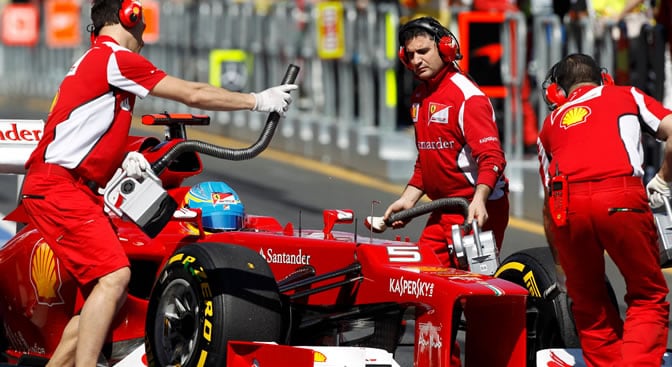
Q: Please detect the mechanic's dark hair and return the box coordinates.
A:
[398,18,441,47]
[548,53,602,94]
[90,0,123,37]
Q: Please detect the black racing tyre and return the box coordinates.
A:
[145,243,283,367]
[494,247,578,367]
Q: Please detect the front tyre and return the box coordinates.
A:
[495,247,578,366]
[145,243,283,367]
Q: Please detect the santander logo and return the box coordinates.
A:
[0,120,43,143]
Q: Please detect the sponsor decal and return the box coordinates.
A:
[560,106,590,129]
[260,248,311,265]
[399,266,462,276]
[166,253,213,364]
[411,103,420,123]
[29,239,64,306]
[211,192,238,205]
[0,121,43,142]
[418,322,443,352]
[498,262,541,297]
[478,136,499,144]
[524,270,541,297]
[416,137,455,150]
[389,276,435,298]
[428,103,450,124]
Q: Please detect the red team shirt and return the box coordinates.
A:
[538,85,672,186]
[26,35,167,187]
[408,67,507,200]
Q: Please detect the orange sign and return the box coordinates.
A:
[2,4,39,47]
[46,0,81,48]
[142,0,160,44]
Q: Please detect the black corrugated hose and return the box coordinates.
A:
[151,64,300,175]
[386,197,470,227]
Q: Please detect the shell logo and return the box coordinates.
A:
[30,239,64,306]
[560,106,591,129]
[313,351,327,362]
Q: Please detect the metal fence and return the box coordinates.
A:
[0,1,665,219]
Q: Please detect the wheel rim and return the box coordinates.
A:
[154,278,200,366]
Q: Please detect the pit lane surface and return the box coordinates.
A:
[1,105,672,361]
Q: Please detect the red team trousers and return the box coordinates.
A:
[21,163,130,287]
[417,195,509,367]
[550,176,669,367]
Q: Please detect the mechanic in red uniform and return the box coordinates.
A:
[19,1,296,366]
[385,16,508,367]
[384,16,509,266]
[538,53,671,367]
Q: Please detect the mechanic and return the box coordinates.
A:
[18,1,296,366]
[538,53,671,367]
[383,17,508,366]
[384,16,509,264]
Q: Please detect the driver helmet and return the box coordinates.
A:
[183,181,244,231]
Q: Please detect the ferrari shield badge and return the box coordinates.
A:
[428,102,449,124]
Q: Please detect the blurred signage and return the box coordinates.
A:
[457,12,507,98]
[142,0,160,44]
[45,0,81,48]
[0,119,44,174]
[316,2,345,60]
[209,49,251,92]
[2,4,39,47]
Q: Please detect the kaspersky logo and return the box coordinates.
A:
[29,239,64,306]
[560,106,591,129]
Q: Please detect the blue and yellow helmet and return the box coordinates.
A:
[184,181,244,231]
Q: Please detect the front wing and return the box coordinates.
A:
[114,342,401,367]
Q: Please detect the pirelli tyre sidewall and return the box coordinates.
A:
[145,243,283,367]
[495,246,579,365]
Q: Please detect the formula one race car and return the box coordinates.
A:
[0,65,584,367]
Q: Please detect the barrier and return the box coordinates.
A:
[0,1,666,220]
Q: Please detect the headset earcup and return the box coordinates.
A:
[437,35,458,63]
[601,71,614,86]
[119,0,142,28]
[398,46,412,70]
[545,83,567,109]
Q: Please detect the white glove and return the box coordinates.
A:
[646,174,671,209]
[122,151,150,179]
[251,84,298,116]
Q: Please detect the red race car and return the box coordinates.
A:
[0,66,582,367]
